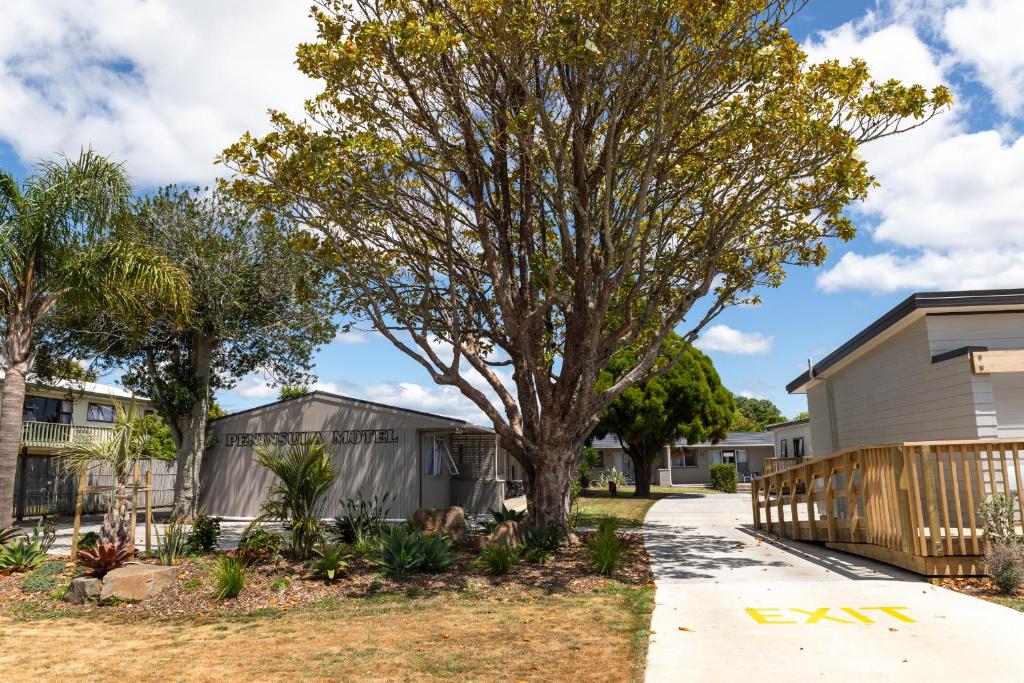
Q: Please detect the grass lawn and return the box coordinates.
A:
[0,584,653,682]
[990,596,1024,612]
[575,485,717,528]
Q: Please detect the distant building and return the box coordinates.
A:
[765,417,812,460]
[787,289,1024,456]
[590,431,775,485]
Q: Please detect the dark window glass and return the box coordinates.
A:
[22,395,73,424]
[793,437,804,457]
[87,403,115,423]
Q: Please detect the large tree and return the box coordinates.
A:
[733,396,785,431]
[0,151,185,528]
[594,334,733,496]
[75,187,338,519]
[222,0,950,530]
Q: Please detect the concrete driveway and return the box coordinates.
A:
[643,492,1024,682]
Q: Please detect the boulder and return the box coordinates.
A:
[65,577,102,605]
[100,564,178,602]
[486,520,524,549]
[412,506,468,545]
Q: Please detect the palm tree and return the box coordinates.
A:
[57,401,162,544]
[0,150,187,527]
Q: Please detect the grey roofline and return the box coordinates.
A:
[786,288,1024,394]
[765,417,810,430]
[209,390,489,431]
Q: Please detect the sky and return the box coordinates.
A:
[2,1,1024,424]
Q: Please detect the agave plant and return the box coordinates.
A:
[0,525,24,545]
[312,543,350,582]
[375,526,426,576]
[78,541,135,578]
[0,537,46,574]
[154,519,188,566]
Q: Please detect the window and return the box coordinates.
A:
[23,396,73,424]
[426,437,444,476]
[87,403,115,423]
[672,450,698,468]
[792,437,805,457]
[780,439,788,456]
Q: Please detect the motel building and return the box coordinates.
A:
[200,391,515,519]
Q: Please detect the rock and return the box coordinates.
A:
[65,577,102,604]
[100,564,178,602]
[412,506,468,545]
[486,520,524,548]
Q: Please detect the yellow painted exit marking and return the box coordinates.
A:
[745,606,915,624]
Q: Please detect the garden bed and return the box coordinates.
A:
[934,576,1024,613]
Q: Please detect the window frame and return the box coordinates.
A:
[792,437,804,457]
[87,402,116,424]
[780,438,788,457]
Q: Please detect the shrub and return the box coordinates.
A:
[588,519,624,576]
[477,544,518,575]
[213,557,245,599]
[350,529,378,558]
[250,441,335,559]
[331,492,392,544]
[979,495,1017,544]
[600,468,627,486]
[481,505,527,533]
[20,561,65,593]
[187,513,223,554]
[155,519,189,566]
[0,525,24,545]
[522,547,554,565]
[710,464,738,493]
[312,543,350,582]
[237,527,287,566]
[526,521,565,553]
[985,538,1024,595]
[421,533,458,572]
[78,541,134,578]
[0,522,55,574]
[77,531,100,552]
[375,526,425,576]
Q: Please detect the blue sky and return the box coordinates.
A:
[3,1,1024,423]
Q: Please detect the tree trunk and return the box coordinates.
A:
[171,336,212,520]
[0,368,27,528]
[524,444,575,535]
[101,478,131,545]
[630,452,654,497]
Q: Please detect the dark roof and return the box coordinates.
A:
[787,288,1024,393]
[209,390,486,429]
[765,417,810,430]
[590,431,773,449]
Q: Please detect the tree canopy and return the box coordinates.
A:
[732,396,785,431]
[221,0,950,528]
[594,333,733,495]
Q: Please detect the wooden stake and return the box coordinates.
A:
[70,469,86,558]
[145,468,153,553]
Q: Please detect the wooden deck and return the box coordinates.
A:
[751,440,1024,576]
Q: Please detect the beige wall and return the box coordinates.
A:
[201,394,493,519]
[772,423,812,458]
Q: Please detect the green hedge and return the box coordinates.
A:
[710,464,738,493]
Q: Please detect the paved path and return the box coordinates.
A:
[643,492,1024,682]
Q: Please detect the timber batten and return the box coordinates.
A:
[752,439,1024,576]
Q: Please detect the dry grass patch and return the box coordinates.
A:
[0,584,652,682]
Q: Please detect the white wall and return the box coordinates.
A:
[772,422,812,458]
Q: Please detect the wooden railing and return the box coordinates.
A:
[763,456,809,475]
[751,440,1024,576]
[21,421,115,449]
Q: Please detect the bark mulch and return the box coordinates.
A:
[0,531,653,621]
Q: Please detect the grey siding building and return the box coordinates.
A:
[788,289,1024,456]
[200,392,506,519]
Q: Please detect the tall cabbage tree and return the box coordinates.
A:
[0,151,186,527]
[57,401,168,544]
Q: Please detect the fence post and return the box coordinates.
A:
[920,445,944,556]
[891,446,916,555]
[71,469,86,558]
[751,477,761,530]
[129,462,140,550]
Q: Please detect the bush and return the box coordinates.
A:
[979,495,1017,544]
[155,519,188,566]
[477,544,518,575]
[1,522,56,574]
[985,538,1024,595]
[421,533,458,572]
[312,543,350,582]
[331,492,391,544]
[375,526,426,576]
[710,464,738,493]
[237,527,287,566]
[77,531,100,552]
[0,526,24,545]
[213,557,245,599]
[78,541,134,578]
[525,521,564,553]
[187,513,223,554]
[600,468,627,486]
[588,519,624,576]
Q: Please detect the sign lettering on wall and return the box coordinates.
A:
[224,429,400,447]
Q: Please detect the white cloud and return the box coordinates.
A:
[0,1,317,185]
[944,0,1024,116]
[334,331,369,345]
[696,325,774,355]
[230,375,278,400]
[802,3,1024,293]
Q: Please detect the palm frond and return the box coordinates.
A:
[56,398,147,480]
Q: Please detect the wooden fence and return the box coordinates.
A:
[763,456,808,475]
[751,440,1024,576]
